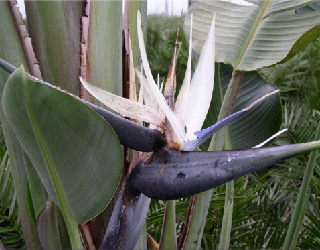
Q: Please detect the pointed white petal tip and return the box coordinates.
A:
[253,129,288,148]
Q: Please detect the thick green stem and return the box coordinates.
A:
[160,200,177,250]
[218,181,234,249]
[218,131,234,250]
[209,71,244,151]
[282,124,320,249]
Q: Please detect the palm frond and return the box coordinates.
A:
[260,40,320,111]
[0,151,24,249]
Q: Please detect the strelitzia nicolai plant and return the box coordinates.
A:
[1,0,320,249]
[80,8,320,249]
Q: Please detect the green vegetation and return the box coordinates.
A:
[1,1,320,249]
[147,15,195,93]
[146,14,320,249]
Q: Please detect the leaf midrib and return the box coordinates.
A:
[234,0,271,71]
[22,73,77,226]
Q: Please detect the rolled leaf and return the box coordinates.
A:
[128,141,320,200]
[100,187,151,250]
[37,199,62,249]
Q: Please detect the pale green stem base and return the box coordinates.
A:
[218,181,234,250]
[160,200,177,250]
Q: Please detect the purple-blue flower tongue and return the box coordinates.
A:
[184,89,280,151]
[184,109,246,150]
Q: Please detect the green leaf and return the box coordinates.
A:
[0,2,28,93]
[0,109,41,249]
[184,0,320,70]
[85,0,122,95]
[281,25,320,63]
[25,1,83,95]
[283,116,320,249]
[24,152,47,223]
[218,180,234,249]
[0,3,41,248]
[125,0,147,71]
[201,63,282,150]
[37,199,62,249]
[159,200,177,250]
[2,67,123,224]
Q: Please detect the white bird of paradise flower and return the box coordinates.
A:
[80,11,281,152]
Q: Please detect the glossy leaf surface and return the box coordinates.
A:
[0,3,41,248]
[2,67,123,223]
[201,63,282,150]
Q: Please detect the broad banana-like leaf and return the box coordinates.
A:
[201,63,282,150]
[24,152,47,223]
[0,2,41,248]
[2,67,123,224]
[185,0,320,70]
[0,58,166,153]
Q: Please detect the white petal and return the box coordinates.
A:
[136,70,162,113]
[80,77,165,126]
[175,13,193,127]
[185,14,216,140]
[253,129,288,148]
[137,11,186,144]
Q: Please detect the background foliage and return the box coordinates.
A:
[145,14,320,249]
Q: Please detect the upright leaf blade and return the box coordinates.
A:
[25,1,83,95]
[84,0,122,95]
[0,2,41,248]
